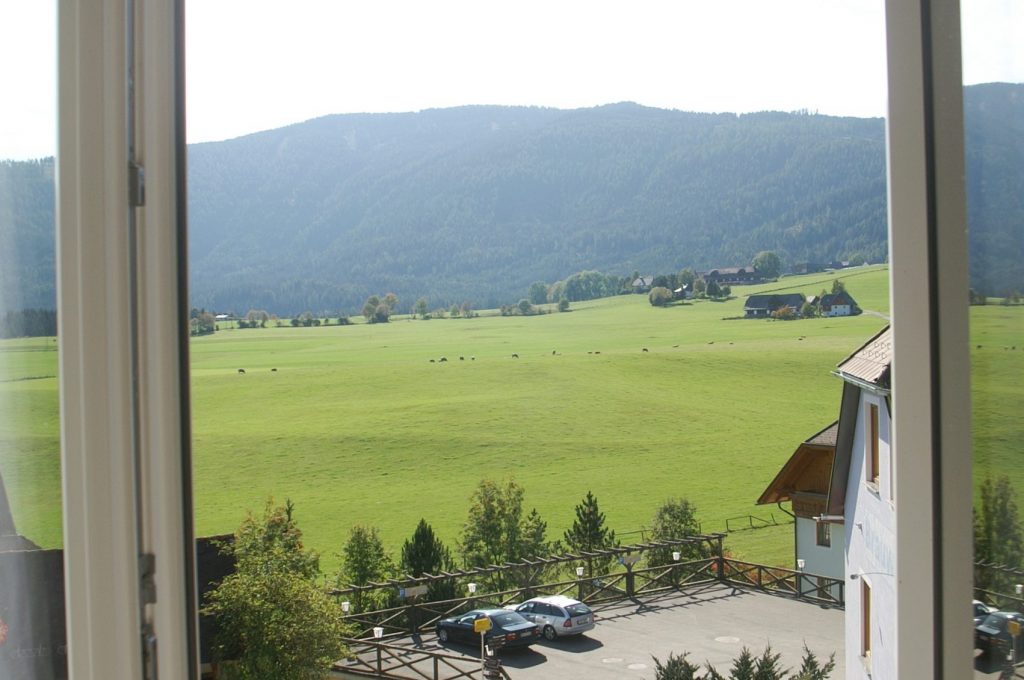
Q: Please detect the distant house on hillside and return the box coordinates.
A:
[673,284,692,300]
[704,266,766,285]
[631,276,654,292]
[820,291,858,317]
[743,293,806,318]
[791,262,826,275]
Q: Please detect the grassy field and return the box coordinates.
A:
[6,264,1018,576]
[0,266,894,573]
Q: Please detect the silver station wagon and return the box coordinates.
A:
[509,595,596,640]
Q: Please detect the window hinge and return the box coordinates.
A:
[129,161,146,207]
[140,552,158,605]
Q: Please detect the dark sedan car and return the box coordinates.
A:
[436,609,540,650]
[975,611,1024,658]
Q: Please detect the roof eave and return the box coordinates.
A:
[831,370,891,397]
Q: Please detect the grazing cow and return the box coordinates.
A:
[511,353,519,359]
[237,368,245,374]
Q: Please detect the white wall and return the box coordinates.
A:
[796,517,845,576]
[844,390,896,680]
[795,516,845,600]
[824,304,852,317]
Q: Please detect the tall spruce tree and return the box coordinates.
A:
[401,519,457,601]
[564,491,618,577]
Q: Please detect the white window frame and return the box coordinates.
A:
[885,0,973,677]
[58,1,195,679]
[55,1,974,678]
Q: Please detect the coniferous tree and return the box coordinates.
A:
[564,491,618,577]
[401,519,457,601]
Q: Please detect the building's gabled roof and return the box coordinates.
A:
[757,422,838,506]
[744,293,806,310]
[820,292,857,308]
[835,324,892,389]
[632,276,653,287]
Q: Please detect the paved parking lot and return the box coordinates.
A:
[368,584,847,679]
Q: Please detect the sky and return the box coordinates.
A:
[1,0,1021,160]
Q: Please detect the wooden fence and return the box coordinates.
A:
[719,559,845,607]
[335,639,510,680]
[335,555,843,640]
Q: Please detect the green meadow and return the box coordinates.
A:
[2,264,1020,575]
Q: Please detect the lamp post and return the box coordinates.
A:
[575,566,585,600]
[796,559,806,597]
[672,551,681,589]
[373,626,384,674]
[341,600,350,614]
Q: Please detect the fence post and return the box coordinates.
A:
[716,535,725,583]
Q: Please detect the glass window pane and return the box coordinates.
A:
[0,3,62,679]
[965,0,1024,674]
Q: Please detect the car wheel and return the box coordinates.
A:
[438,628,449,643]
[543,625,557,641]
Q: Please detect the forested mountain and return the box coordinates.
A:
[2,84,1021,315]
[963,83,1024,296]
[186,104,890,314]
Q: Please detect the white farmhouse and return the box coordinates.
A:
[757,325,894,678]
[829,325,894,679]
[819,291,858,317]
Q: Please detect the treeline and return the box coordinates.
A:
[0,308,57,338]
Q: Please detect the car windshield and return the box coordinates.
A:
[982,614,1008,632]
[491,612,526,626]
[566,603,592,616]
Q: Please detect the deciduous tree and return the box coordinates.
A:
[414,297,429,318]
[459,479,552,590]
[203,500,350,680]
[339,525,395,612]
[647,498,708,567]
[974,476,1024,593]
[752,251,783,279]
[528,281,549,305]
[649,286,673,307]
